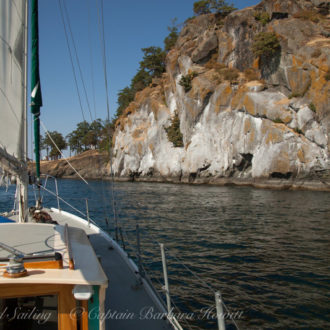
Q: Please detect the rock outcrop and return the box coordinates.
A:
[111,0,330,189]
[31,150,109,180]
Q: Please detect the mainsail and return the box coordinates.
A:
[0,0,28,222]
[0,0,28,177]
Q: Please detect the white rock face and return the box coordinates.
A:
[112,72,329,181]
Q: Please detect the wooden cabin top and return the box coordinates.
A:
[0,223,108,287]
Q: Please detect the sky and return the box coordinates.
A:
[31,0,260,158]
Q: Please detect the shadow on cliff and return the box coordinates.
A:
[260,47,281,79]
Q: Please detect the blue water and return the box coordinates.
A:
[1,179,329,329]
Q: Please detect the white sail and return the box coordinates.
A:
[0,0,27,174]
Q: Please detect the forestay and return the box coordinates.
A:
[0,0,27,176]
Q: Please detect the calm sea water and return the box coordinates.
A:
[1,179,329,329]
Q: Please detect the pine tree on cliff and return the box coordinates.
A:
[139,46,166,78]
[193,0,236,16]
[164,18,179,52]
[114,47,166,124]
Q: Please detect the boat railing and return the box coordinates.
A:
[33,178,238,329]
[36,175,99,227]
[119,222,238,330]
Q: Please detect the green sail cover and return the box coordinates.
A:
[31,0,42,114]
[31,0,42,181]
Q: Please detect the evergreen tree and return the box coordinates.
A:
[115,86,135,119]
[139,46,166,78]
[99,119,115,152]
[131,68,152,93]
[43,131,67,160]
[114,47,165,123]
[164,18,179,52]
[193,0,211,15]
[193,0,236,16]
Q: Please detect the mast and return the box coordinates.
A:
[31,0,43,208]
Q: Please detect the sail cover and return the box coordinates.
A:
[0,0,27,169]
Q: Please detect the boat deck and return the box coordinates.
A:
[41,208,174,330]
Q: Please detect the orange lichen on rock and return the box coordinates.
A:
[262,123,284,145]
[292,55,304,67]
[150,98,161,121]
[190,75,214,103]
[231,85,248,110]
[280,113,293,124]
[244,118,256,144]
[122,102,138,118]
[214,82,232,113]
[242,93,257,116]
[252,58,259,70]
[249,129,256,144]
[308,67,330,116]
[217,31,234,63]
[168,50,180,73]
[275,150,291,173]
[132,128,144,140]
[265,129,283,145]
[297,148,306,163]
[244,118,251,134]
[287,64,311,96]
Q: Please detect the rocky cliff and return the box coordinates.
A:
[112,0,330,188]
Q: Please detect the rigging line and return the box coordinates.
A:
[62,0,93,122]
[96,0,110,120]
[96,0,119,239]
[39,121,114,209]
[39,120,89,185]
[87,0,97,118]
[57,0,86,122]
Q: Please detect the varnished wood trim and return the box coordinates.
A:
[0,284,78,330]
[81,300,89,330]
[0,283,59,298]
[24,259,63,269]
[59,284,78,330]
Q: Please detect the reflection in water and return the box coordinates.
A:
[1,180,329,329]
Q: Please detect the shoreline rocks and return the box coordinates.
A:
[31,150,330,191]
